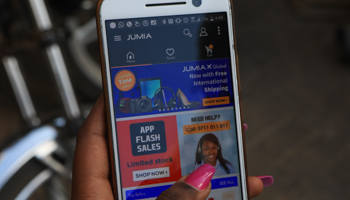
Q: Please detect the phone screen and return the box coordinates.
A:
[105,12,244,200]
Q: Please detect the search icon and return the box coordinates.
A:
[183,29,192,37]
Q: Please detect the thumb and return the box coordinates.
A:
[157,164,215,200]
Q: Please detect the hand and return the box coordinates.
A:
[71,95,271,199]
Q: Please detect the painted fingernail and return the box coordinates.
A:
[257,176,274,187]
[243,124,248,132]
[185,164,215,190]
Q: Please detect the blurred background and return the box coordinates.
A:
[0,0,349,199]
[236,0,350,199]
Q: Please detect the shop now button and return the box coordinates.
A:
[133,167,170,181]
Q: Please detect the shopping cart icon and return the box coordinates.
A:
[205,46,213,54]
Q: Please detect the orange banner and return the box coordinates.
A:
[183,121,231,135]
[203,96,230,107]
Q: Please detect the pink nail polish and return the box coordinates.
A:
[257,176,274,187]
[185,164,215,190]
[243,124,248,132]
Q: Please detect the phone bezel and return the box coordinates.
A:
[96,0,248,199]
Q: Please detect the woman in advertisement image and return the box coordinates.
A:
[194,133,235,176]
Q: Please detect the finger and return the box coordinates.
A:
[157,164,215,200]
[247,176,264,198]
[71,94,113,199]
[257,175,274,187]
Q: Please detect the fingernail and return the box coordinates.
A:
[257,176,274,187]
[243,124,248,132]
[185,164,215,190]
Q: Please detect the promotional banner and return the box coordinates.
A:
[116,116,182,188]
[112,58,234,118]
[176,108,240,177]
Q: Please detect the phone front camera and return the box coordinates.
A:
[192,0,202,7]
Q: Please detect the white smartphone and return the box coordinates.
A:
[97,0,248,199]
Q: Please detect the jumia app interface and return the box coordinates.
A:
[106,12,243,200]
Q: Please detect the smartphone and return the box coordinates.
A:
[97,0,248,199]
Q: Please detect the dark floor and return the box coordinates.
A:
[1,0,350,200]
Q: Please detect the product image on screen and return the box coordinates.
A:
[140,78,162,107]
[105,12,244,200]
